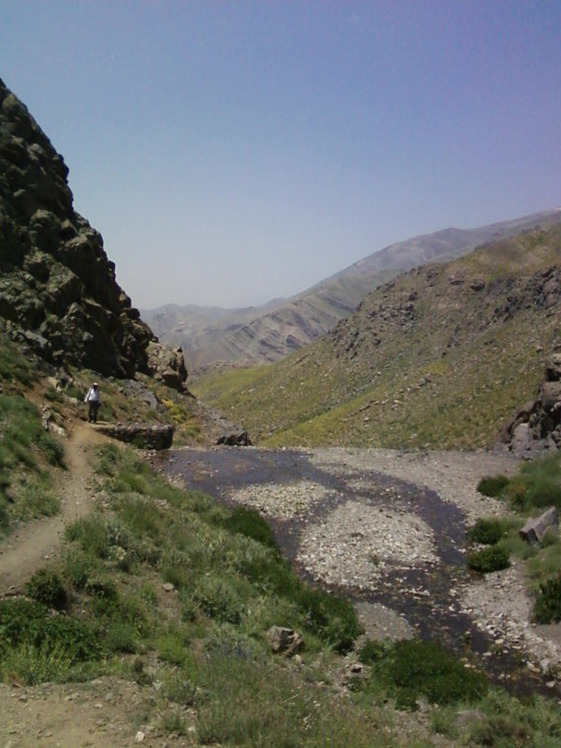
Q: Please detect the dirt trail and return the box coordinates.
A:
[0,421,104,594]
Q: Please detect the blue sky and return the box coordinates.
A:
[1,1,560,309]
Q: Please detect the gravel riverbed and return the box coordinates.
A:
[160,445,561,692]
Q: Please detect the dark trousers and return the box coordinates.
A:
[88,401,100,423]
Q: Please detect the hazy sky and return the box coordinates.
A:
[1,1,560,309]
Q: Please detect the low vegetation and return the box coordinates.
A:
[2,436,561,744]
[0,340,59,535]
[474,453,561,623]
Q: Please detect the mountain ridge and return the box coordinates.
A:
[193,222,561,450]
[144,209,561,372]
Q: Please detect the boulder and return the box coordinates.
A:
[267,626,304,656]
[96,423,174,450]
[217,430,252,446]
[144,341,188,392]
[520,507,559,545]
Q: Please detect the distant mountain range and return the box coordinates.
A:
[193,221,561,451]
[142,209,561,372]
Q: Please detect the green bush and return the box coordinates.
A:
[468,518,507,545]
[38,432,65,468]
[0,599,101,666]
[0,337,37,386]
[26,569,67,610]
[468,546,510,573]
[192,576,244,624]
[477,475,510,497]
[296,585,362,653]
[533,573,561,624]
[61,548,99,590]
[360,639,488,709]
[219,506,279,551]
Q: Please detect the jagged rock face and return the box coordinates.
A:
[0,78,153,378]
[500,352,561,456]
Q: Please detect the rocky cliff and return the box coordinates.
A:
[0,78,159,380]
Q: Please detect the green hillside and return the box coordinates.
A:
[192,225,561,449]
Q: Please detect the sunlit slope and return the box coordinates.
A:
[192,225,561,449]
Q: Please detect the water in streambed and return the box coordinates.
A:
[152,446,557,699]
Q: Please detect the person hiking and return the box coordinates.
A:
[84,382,102,423]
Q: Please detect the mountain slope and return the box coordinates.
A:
[193,223,561,449]
[145,210,561,370]
[0,79,158,377]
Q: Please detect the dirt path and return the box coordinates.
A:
[0,421,104,594]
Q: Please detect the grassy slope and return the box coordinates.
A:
[192,226,561,449]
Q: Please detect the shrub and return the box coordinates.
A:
[360,639,488,709]
[219,506,279,551]
[37,432,66,468]
[296,585,363,653]
[191,576,244,625]
[467,518,507,545]
[0,599,101,667]
[61,548,99,590]
[477,475,510,497]
[468,546,510,573]
[507,453,561,511]
[534,573,561,624]
[26,568,67,610]
[14,475,60,521]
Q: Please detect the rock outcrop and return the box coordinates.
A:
[500,352,561,456]
[216,429,252,446]
[0,78,164,379]
[145,341,188,392]
[95,423,174,450]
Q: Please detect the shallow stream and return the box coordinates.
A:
[154,445,557,699]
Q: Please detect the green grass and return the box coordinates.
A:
[508,452,561,511]
[4,367,561,743]
[0,392,65,534]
